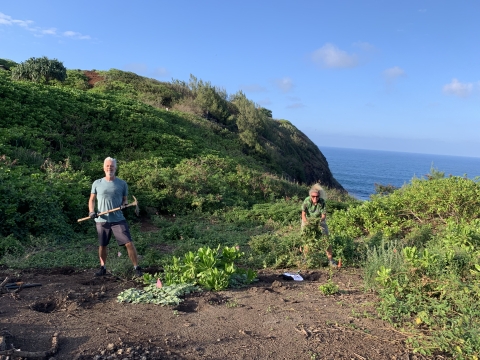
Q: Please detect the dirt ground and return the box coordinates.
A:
[0,265,445,360]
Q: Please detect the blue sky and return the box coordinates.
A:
[1,1,479,157]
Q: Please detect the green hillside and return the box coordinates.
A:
[0,58,343,240]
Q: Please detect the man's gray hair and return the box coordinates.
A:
[309,183,327,200]
[104,157,117,167]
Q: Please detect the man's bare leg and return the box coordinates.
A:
[326,245,333,261]
[125,242,139,267]
[99,246,107,266]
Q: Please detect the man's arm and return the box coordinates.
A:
[122,196,128,207]
[88,193,96,213]
[321,200,327,221]
[301,210,308,223]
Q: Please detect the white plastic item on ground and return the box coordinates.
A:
[282,272,303,281]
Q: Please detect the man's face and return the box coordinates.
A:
[104,160,116,177]
[310,192,320,204]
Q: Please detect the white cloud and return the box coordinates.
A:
[42,28,57,35]
[311,43,358,68]
[442,78,473,98]
[0,12,33,27]
[63,31,90,39]
[273,77,294,92]
[0,12,90,40]
[241,84,267,93]
[383,66,406,82]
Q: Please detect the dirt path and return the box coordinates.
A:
[0,267,434,359]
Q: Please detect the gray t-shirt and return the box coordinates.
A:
[91,177,128,223]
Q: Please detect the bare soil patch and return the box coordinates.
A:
[0,267,439,359]
[84,71,104,87]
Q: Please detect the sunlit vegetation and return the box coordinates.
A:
[1,56,479,357]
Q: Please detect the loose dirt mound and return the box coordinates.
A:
[0,267,438,359]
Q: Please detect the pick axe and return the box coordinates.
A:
[77,195,139,222]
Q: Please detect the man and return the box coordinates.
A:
[301,184,337,267]
[89,157,143,277]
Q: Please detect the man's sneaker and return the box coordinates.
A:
[134,267,143,277]
[329,259,337,268]
[94,266,106,277]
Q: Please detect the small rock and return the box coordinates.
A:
[106,343,115,351]
[271,280,283,288]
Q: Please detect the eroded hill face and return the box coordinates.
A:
[83,70,104,87]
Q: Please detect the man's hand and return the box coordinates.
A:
[89,212,98,219]
[120,204,128,210]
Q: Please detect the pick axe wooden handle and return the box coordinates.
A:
[77,196,139,222]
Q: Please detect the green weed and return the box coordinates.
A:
[318,270,339,296]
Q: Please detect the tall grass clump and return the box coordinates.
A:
[363,240,405,289]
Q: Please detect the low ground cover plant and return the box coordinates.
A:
[117,281,199,306]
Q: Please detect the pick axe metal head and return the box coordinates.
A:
[132,195,140,216]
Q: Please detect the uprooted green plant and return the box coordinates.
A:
[162,245,257,291]
[117,279,200,306]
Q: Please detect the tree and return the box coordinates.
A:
[0,58,18,70]
[259,107,272,118]
[231,91,266,148]
[11,57,67,83]
[188,74,230,123]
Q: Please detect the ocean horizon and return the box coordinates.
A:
[320,146,480,201]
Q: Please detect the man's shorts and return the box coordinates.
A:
[95,220,133,246]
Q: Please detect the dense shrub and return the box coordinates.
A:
[119,155,306,213]
[343,177,480,358]
[0,158,90,240]
[11,56,67,83]
[330,176,480,239]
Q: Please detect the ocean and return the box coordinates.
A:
[320,147,480,201]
